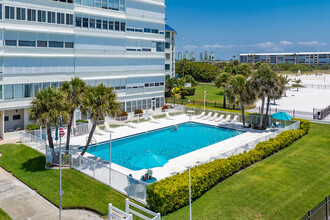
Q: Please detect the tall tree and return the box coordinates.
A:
[60,77,87,152]
[292,79,302,91]
[29,88,67,149]
[215,72,230,108]
[227,75,256,127]
[80,84,121,156]
[165,76,178,97]
[265,74,284,125]
[236,63,253,77]
[250,63,276,129]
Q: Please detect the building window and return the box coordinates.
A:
[83,17,88,28]
[47,11,56,23]
[165,64,170,70]
[4,85,14,100]
[165,42,170,49]
[5,40,17,47]
[37,41,47,47]
[49,41,63,48]
[24,84,33,98]
[156,42,164,52]
[0,85,2,99]
[16,8,26,20]
[4,116,9,122]
[165,32,170,38]
[109,20,114,30]
[120,22,125,31]
[115,21,120,31]
[27,9,36,21]
[38,10,46,22]
[65,42,74,48]
[66,14,73,25]
[166,53,171,60]
[0,4,2,20]
[102,20,108,30]
[18,41,36,47]
[14,84,23,99]
[75,16,82,27]
[144,28,151,33]
[96,19,102,29]
[90,18,95,28]
[13,115,21,120]
[5,6,15,19]
[57,12,65,24]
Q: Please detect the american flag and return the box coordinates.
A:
[59,116,65,138]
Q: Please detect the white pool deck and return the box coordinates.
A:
[70,114,277,182]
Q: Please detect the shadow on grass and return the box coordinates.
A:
[21,156,46,172]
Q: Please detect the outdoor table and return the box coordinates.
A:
[140,177,157,184]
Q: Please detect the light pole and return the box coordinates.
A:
[204,91,208,111]
[186,163,193,220]
[59,115,63,220]
[109,133,112,187]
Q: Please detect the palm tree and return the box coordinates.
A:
[250,63,276,129]
[236,63,253,77]
[292,79,303,91]
[60,77,87,152]
[227,75,256,127]
[29,87,67,149]
[80,84,121,156]
[265,75,284,125]
[215,72,230,108]
[165,76,178,97]
[283,75,291,97]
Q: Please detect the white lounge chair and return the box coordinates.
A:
[165,112,175,120]
[203,112,213,120]
[221,115,232,123]
[196,157,208,164]
[149,116,160,123]
[209,113,219,121]
[104,121,112,133]
[170,167,184,175]
[94,126,104,135]
[214,114,225,122]
[127,123,137,128]
[228,115,239,124]
[196,112,205,119]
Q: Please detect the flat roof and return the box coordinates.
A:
[240,52,330,56]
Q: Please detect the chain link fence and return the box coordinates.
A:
[302,196,329,220]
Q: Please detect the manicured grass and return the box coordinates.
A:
[164,123,330,220]
[0,208,12,220]
[0,144,137,216]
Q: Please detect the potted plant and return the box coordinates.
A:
[162,105,169,112]
[117,111,128,121]
[134,109,143,117]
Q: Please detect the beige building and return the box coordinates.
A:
[165,24,177,77]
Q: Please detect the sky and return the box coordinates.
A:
[165,0,330,60]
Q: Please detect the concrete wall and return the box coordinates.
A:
[4,109,24,132]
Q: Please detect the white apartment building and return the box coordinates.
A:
[0,0,166,139]
[165,24,176,77]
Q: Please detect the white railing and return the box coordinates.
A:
[125,199,161,220]
[71,155,148,204]
[109,203,132,220]
[21,132,47,154]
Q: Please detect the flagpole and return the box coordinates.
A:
[109,133,112,187]
[59,115,62,220]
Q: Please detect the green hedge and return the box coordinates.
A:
[25,124,40,131]
[146,120,310,215]
[183,87,196,96]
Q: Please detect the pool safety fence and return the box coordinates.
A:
[165,97,241,110]
[250,106,312,120]
[300,84,330,90]
[302,196,329,220]
[313,106,330,120]
[71,154,148,204]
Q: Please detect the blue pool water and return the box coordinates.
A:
[87,122,243,170]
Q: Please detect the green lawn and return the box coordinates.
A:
[0,144,140,216]
[0,208,11,220]
[164,123,330,220]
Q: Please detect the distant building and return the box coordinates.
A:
[204,51,209,61]
[200,52,205,61]
[239,52,330,65]
[178,52,183,61]
[165,24,177,77]
[210,52,215,61]
[191,52,195,61]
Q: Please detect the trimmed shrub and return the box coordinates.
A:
[134,109,143,115]
[119,111,128,117]
[25,124,40,132]
[184,87,196,96]
[172,87,181,94]
[146,119,310,215]
[76,119,88,124]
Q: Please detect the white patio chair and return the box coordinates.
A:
[203,112,213,120]
[94,126,105,135]
[196,112,205,119]
[104,121,112,133]
[209,113,219,121]
[149,116,160,123]
[221,115,232,123]
[165,112,175,120]
[214,114,225,122]
[229,115,239,124]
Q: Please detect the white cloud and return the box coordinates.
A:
[280,41,294,45]
[182,44,197,50]
[298,41,327,46]
[202,44,236,49]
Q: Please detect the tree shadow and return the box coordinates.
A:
[216,91,224,96]
[21,156,46,172]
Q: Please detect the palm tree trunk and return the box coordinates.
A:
[265,96,271,127]
[81,121,97,156]
[46,125,54,149]
[240,103,245,127]
[223,86,226,109]
[65,112,74,152]
[259,95,265,129]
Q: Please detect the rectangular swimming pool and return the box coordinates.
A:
[86,122,244,170]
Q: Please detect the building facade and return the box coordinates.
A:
[240,52,330,65]
[165,24,176,77]
[0,0,166,139]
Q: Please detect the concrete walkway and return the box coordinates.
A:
[0,166,103,220]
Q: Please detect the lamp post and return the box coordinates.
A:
[204,91,208,111]
[109,133,112,187]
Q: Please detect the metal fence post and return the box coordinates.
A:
[79,155,81,171]
[326,197,329,220]
[307,210,311,220]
